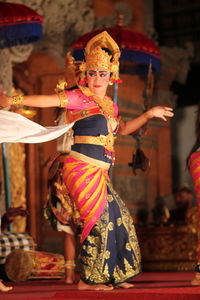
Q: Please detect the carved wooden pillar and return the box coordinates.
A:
[25,144,39,241]
[13,52,64,247]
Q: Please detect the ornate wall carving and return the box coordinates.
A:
[8,143,27,232]
[95,1,132,28]
[8,0,95,66]
[0,49,12,95]
[155,42,194,108]
[0,0,133,93]
[0,45,33,95]
[137,206,198,271]
[7,0,131,66]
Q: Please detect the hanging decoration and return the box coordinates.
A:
[128,135,150,175]
[128,59,154,175]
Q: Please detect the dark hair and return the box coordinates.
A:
[186,103,200,166]
[101,47,113,63]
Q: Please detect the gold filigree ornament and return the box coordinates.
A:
[11,93,24,106]
[80,31,120,70]
[75,31,123,117]
[58,90,68,108]
[55,79,68,93]
[81,46,112,71]
[65,51,81,88]
[79,31,121,84]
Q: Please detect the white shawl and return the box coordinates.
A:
[0,110,74,143]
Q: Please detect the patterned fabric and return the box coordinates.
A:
[46,154,141,284]
[45,96,141,285]
[64,89,118,119]
[71,114,113,163]
[44,152,82,234]
[79,182,141,285]
[189,151,200,269]
[0,232,35,264]
[63,154,109,243]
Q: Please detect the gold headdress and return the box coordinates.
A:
[60,32,122,117]
[64,52,81,88]
[79,31,121,84]
[55,51,82,92]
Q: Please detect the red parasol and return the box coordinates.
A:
[0,1,43,49]
[71,18,160,74]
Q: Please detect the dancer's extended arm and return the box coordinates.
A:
[119,106,174,136]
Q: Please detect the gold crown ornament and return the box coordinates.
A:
[79,31,122,84]
[65,52,81,88]
[82,46,112,71]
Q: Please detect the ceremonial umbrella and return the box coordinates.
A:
[71,18,159,103]
[0,1,43,49]
[0,1,43,211]
[71,20,160,75]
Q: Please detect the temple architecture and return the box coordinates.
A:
[0,0,199,272]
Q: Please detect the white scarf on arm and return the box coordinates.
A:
[0,110,74,144]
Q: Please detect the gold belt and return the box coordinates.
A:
[74,133,115,152]
[70,151,110,169]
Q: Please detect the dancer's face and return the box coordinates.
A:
[86,69,110,98]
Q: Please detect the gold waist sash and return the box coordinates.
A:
[74,133,115,152]
[69,151,110,169]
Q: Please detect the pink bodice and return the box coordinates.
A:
[64,89,118,118]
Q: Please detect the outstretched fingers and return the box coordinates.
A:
[157,106,174,121]
[164,107,174,115]
[163,107,174,120]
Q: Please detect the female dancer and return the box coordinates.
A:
[0,31,173,290]
[187,104,200,285]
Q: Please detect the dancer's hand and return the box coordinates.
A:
[146,106,174,121]
[119,106,174,136]
[0,94,11,108]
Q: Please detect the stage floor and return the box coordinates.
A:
[1,272,200,300]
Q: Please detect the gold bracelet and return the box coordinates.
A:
[65,259,75,264]
[64,260,76,269]
[58,91,68,108]
[12,94,24,105]
[64,264,76,269]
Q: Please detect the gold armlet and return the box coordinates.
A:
[11,94,24,105]
[54,79,68,93]
[58,91,68,108]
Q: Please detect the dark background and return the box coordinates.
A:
[154,0,200,107]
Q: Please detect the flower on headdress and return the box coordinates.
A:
[110,62,119,73]
[79,78,87,85]
[79,62,87,72]
[112,79,123,84]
